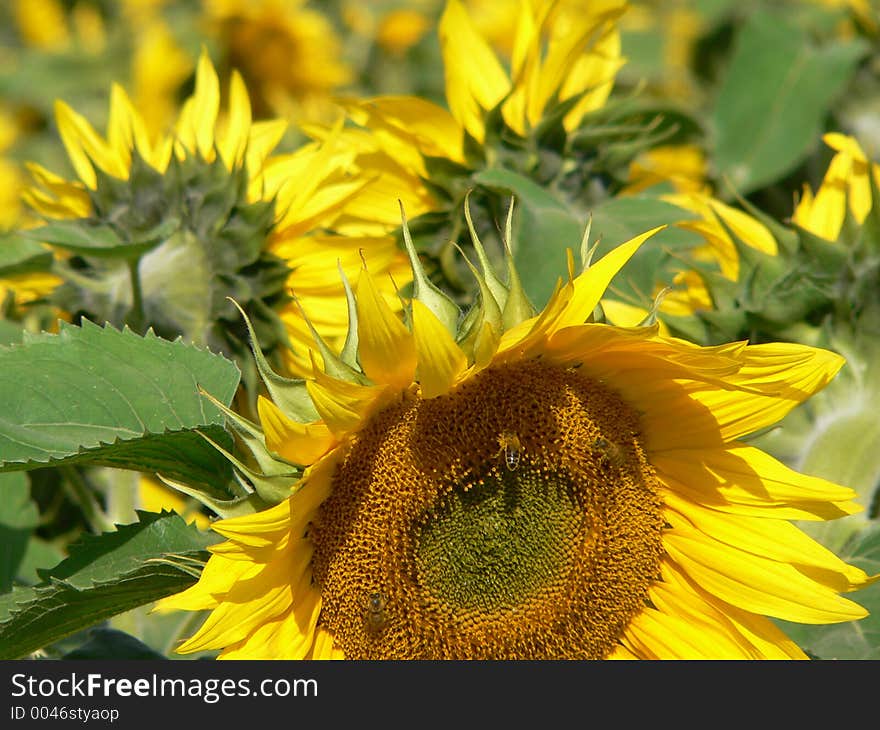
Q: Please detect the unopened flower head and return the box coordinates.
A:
[17,48,410,383]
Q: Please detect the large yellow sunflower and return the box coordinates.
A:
[18,48,409,377]
[156,209,873,659]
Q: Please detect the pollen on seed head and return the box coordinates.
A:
[307,359,665,659]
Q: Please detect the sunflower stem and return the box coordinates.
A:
[61,467,113,535]
[126,258,146,334]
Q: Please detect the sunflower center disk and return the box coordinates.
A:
[415,466,585,615]
[309,360,666,659]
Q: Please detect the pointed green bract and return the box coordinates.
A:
[227,298,318,423]
[399,201,461,335]
[43,148,292,387]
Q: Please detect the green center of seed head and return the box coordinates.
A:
[414,464,587,614]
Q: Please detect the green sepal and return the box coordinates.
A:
[197,387,296,476]
[25,218,177,260]
[337,261,361,370]
[463,190,508,311]
[195,430,297,508]
[228,298,318,423]
[0,231,54,278]
[500,198,536,329]
[290,293,367,385]
[399,201,461,335]
[454,243,503,356]
[156,474,263,520]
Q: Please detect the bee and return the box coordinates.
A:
[592,436,625,469]
[497,431,522,471]
[365,592,388,635]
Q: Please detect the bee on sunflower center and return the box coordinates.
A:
[497,431,523,472]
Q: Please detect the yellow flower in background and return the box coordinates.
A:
[19,48,410,378]
[665,191,779,282]
[0,109,24,231]
[617,148,777,321]
[156,214,873,659]
[0,107,64,307]
[25,49,286,206]
[624,143,709,196]
[139,476,211,530]
[375,9,431,55]
[334,0,625,173]
[13,0,106,54]
[621,1,703,100]
[441,0,625,142]
[792,133,880,241]
[128,17,194,142]
[203,0,354,122]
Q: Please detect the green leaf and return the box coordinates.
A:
[586,195,702,306]
[0,510,219,659]
[0,230,53,278]
[0,472,37,594]
[61,627,168,660]
[0,320,240,493]
[711,10,867,194]
[472,168,583,307]
[774,525,880,660]
[0,320,25,346]
[472,170,702,309]
[25,218,177,260]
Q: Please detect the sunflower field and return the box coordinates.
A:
[1,0,879,662]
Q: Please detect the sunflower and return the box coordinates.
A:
[203,0,354,122]
[155,206,873,659]
[18,47,409,381]
[10,0,106,54]
[792,133,879,242]
[338,0,624,163]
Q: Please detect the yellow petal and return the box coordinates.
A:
[175,48,219,160]
[664,513,868,624]
[665,491,869,591]
[652,443,861,521]
[220,576,322,660]
[707,197,777,256]
[177,541,309,653]
[344,96,464,167]
[653,560,806,659]
[209,497,292,547]
[623,605,738,659]
[309,627,345,659]
[217,69,252,168]
[306,367,385,436]
[627,342,845,451]
[258,395,337,465]
[152,555,254,613]
[106,84,151,170]
[246,119,288,179]
[439,0,510,143]
[554,226,664,332]
[54,100,124,188]
[355,267,417,388]
[412,299,467,398]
